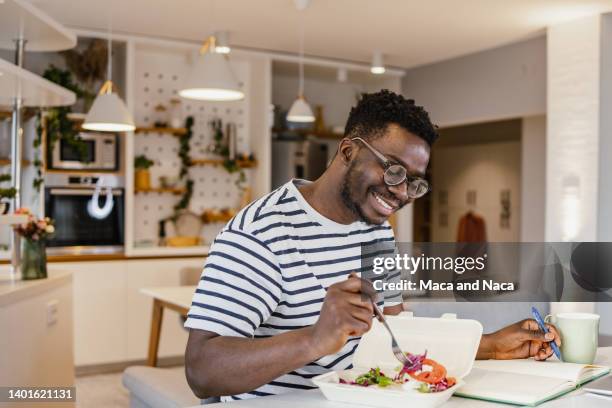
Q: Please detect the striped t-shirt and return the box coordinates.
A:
[185,179,401,401]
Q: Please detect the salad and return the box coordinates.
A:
[338,351,456,393]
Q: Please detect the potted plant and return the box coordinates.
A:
[0,174,16,215]
[14,208,55,280]
[134,155,154,191]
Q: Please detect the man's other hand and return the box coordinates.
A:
[478,319,561,361]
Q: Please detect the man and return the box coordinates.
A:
[185,90,560,401]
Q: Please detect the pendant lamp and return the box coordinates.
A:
[370,51,386,75]
[287,3,314,123]
[179,36,244,101]
[83,11,135,132]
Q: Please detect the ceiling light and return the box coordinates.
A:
[83,10,135,132]
[371,51,386,75]
[83,81,135,132]
[287,96,315,122]
[287,3,314,123]
[214,31,231,54]
[179,36,244,101]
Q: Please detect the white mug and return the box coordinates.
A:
[545,313,599,364]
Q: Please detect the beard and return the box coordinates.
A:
[340,160,376,224]
[340,159,410,225]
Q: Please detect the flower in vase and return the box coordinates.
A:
[13,207,55,242]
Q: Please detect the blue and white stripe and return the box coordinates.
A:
[185,179,401,401]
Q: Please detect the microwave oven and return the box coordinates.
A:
[49,132,119,171]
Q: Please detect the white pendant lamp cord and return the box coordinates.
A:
[298,14,305,97]
[107,3,113,88]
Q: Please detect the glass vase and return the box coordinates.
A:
[21,238,48,280]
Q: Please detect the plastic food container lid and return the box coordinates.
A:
[353,312,483,379]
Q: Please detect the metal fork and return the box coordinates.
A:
[371,301,410,366]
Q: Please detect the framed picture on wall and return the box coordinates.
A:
[500,189,511,228]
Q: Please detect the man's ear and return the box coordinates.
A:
[338,138,354,165]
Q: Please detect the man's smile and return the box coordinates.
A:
[370,190,399,216]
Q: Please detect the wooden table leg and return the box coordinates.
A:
[147,299,164,367]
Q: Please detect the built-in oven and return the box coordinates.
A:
[49,132,119,171]
[44,174,124,255]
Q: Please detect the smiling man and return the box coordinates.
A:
[184,90,560,401]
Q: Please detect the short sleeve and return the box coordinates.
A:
[184,228,282,337]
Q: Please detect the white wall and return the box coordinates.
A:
[431,141,521,242]
[520,116,546,242]
[546,15,600,243]
[596,14,612,344]
[402,36,546,128]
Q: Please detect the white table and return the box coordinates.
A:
[140,285,196,366]
[190,347,612,408]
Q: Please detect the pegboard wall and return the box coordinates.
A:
[133,46,253,245]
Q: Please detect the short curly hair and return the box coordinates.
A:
[344,89,438,146]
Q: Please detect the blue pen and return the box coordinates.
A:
[531,306,562,361]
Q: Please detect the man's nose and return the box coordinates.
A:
[387,182,409,203]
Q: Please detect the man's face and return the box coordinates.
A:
[340,125,430,225]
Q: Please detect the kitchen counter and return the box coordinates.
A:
[0,268,72,306]
[0,267,74,406]
[0,250,208,263]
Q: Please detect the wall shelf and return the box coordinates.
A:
[134,187,186,195]
[134,127,187,136]
[0,58,76,107]
[201,208,236,224]
[0,158,31,166]
[190,158,257,168]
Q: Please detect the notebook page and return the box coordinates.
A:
[578,366,611,384]
[473,358,588,381]
[457,368,573,405]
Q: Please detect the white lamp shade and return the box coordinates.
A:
[371,51,386,74]
[82,92,135,132]
[179,52,244,101]
[214,31,231,54]
[287,97,315,122]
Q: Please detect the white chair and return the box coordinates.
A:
[122,366,204,408]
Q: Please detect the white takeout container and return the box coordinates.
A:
[312,313,483,408]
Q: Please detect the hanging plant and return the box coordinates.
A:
[0,174,16,200]
[209,118,247,190]
[32,66,90,191]
[174,116,195,213]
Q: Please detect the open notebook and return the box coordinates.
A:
[454,359,610,406]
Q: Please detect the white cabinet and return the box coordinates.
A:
[0,270,74,394]
[53,257,204,367]
[52,261,128,366]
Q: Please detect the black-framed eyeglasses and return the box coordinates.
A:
[351,137,430,199]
